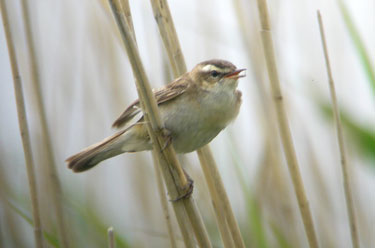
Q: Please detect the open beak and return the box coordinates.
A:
[224,68,246,79]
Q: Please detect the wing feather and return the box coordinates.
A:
[112,76,190,128]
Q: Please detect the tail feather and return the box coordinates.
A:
[66,129,127,172]
[66,124,152,172]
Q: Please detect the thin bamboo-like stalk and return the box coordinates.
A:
[19,1,70,247]
[108,1,211,247]
[317,11,360,248]
[116,2,181,247]
[197,150,235,248]
[181,198,211,248]
[118,0,135,36]
[149,1,246,247]
[233,0,305,245]
[149,0,185,75]
[0,1,44,247]
[147,3,213,245]
[197,146,245,247]
[149,0,186,76]
[117,0,157,226]
[0,162,27,247]
[151,152,178,248]
[107,227,115,248]
[118,0,135,39]
[255,0,319,247]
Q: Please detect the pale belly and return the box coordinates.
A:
[159,90,241,153]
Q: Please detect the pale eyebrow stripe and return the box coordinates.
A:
[201,64,222,72]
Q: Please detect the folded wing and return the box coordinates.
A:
[112,76,190,128]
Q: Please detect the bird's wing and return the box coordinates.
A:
[112,77,190,129]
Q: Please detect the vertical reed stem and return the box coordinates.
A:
[317,11,360,248]
[149,0,186,76]
[197,150,235,248]
[152,151,178,248]
[108,1,212,247]
[198,147,245,248]
[0,1,44,247]
[149,1,245,247]
[107,227,115,248]
[19,1,70,247]
[255,0,319,247]
[117,2,178,247]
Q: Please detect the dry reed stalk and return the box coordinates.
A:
[197,150,235,248]
[149,0,186,76]
[180,198,211,247]
[151,152,178,248]
[0,158,24,247]
[149,1,246,247]
[317,11,360,248]
[19,1,70,247]
[117,0,135,38]
[117,2,179,246]
[108,1,211,247]
[232,0,280,144]
[116,1,157,226]
[254,144,301,246]
[198,146,246,247]
[233,2,301,244]
[0,1,44,247]
[232,0,268,101]
[255,0,319,247]
[306,145,338,248]
[118,0,135,37]
[107,227,115,248]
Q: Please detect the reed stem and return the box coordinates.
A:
[117,2,178,247]
[19,1,70,247]
[108,1,211,246]
[0,1,44,247]
[197,150,235,248]
[107,227,115,248]
[149,1,246,247]
[255,0,319,247]
[317,11,360,248]
[151,151,178,248]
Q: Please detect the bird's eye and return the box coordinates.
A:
[211,70,219,77]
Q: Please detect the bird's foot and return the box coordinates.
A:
[171,170,194,202]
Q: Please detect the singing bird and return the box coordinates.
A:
[66,59,246,172]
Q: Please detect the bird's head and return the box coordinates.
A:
[190,59,246,91]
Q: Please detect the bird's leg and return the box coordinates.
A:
[157,127,194,201]
[171,168,194,202]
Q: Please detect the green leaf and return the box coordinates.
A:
[320,103,375,164]
[338,0,375,95]
[270,222,294,248]
[7,200,60,248]
[67,200,132,248]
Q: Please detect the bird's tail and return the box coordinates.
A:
[67,122,153,172]
[66,129,128,172]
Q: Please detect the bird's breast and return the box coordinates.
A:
[159,89,241,153]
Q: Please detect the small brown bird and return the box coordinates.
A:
[66,59,246,172]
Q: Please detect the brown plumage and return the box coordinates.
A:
[66,59,245,172]
[112,75,190,128]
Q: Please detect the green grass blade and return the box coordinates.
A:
[68,200,132,248]
[270,222,294,248]
[7,199,60,247]
[338,0,375,95]
[320,102,375,164]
